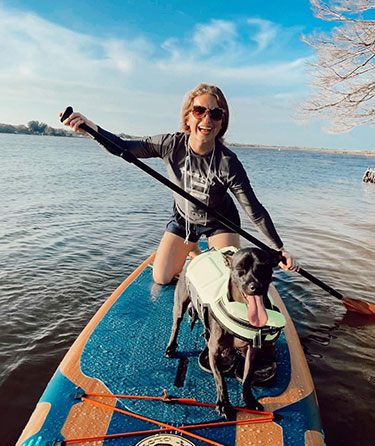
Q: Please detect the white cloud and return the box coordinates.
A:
[0,4,312,143]
[246,18,278,52]
[156,54,308,85]
[103,39,134,73]
[192,19,238,54]
[0,6,306,88]
[157,18,307,85]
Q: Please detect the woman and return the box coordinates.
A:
[62,83,297,284]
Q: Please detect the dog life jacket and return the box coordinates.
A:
[185,247,286,347]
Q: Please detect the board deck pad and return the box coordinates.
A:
[19,250,324,446]
[77,265,290,441]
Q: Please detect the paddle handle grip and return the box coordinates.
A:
[60,106,73,122]
[60,105,96,136]
[60,106,123,157]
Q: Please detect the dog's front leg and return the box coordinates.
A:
[165,278,190,358]
[242,346,264,412]
[208,325,236,419]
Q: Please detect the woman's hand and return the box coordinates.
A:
[59,111,98,134]
[278,248,299,272]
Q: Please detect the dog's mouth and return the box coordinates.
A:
[244,294,268,328]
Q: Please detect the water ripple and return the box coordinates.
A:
[1,135,375,446]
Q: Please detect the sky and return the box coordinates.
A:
[1,0,374,151]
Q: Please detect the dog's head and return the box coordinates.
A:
[224,247,282,327]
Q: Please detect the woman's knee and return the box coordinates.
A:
[152,267,175,285]
[152,234,190,284]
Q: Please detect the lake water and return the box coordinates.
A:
[1,133,374,445]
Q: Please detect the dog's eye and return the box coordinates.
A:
[237,269,246,277]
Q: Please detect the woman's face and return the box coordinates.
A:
[186,94,223,153]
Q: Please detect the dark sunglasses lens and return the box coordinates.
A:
[192,106,206,118]
[209,108,224,121]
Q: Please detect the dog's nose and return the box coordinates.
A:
[248,282,257,293]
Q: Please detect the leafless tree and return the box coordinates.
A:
[300,0,375,133]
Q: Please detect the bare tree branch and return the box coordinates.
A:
[299,0,375,132]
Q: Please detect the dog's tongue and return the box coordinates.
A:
[245,295,268,327]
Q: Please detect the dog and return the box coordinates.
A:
[165,246,283,419]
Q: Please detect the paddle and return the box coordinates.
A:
[60,106,375,316]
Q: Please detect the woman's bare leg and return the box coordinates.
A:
[208,232,240,250]
[153,232,196,284]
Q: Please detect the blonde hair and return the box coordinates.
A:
[181,83,229,142]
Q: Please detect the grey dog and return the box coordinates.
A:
[165,247,283,419]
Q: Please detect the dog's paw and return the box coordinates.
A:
[165,344,177,358]
[244,395,264,412]
[253,399,264,412]
[215,401,236,419]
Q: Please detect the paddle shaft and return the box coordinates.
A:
[297,267,343,299]
[61,107,345,301]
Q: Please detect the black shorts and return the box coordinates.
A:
[165,205,241,243]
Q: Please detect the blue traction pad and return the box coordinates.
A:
[21,264,324,446]
[20,370,79,446]
[80,266,291,427]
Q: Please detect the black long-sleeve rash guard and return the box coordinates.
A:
[95,127,283,249]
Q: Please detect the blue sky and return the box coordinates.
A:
[1,0,374,151]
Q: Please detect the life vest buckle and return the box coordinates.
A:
[253,329,263,349]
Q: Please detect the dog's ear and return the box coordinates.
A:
[222,250,236,267]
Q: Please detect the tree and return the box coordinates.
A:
[27,120,41,133]
[27,120,48,134]
[300,0,375,133]
[0,123,16,133]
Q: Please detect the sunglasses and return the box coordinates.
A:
[191,105,224,121]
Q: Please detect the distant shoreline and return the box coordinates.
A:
[0,121,135,141]
[1,123,374,157]
[228,143,375,157]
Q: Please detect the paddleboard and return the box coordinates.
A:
[17,245,325,446]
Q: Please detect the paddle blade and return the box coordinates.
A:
[342,297,375,316]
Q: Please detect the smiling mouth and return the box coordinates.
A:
[198,125,213,135]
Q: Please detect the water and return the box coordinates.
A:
[1,134,374,445]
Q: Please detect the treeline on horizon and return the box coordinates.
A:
[0,120,136,139]
[0,120,76,137]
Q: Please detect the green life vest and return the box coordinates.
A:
[185,247,286,346]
